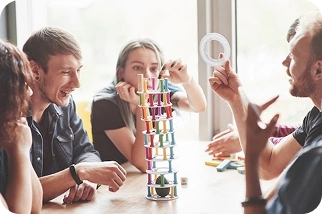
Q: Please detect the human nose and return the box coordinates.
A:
[143,68,151,78]
[282,55,290,67]
[71,72,81,88]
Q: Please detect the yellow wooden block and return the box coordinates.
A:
[205,160,222,167]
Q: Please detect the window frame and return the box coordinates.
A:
[13,0,235,141]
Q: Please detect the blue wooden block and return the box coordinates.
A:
[216,160,231,172]
[237,166,245,174]
[228,161,244,170]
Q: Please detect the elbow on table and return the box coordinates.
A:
[130,159,147,173]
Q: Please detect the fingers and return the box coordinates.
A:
[267,114,280,132]
[116,163,127,180]
[209,64,230,87]
[212,128,233,140]
[99,162,127,192]
[161,59,184,72]
[258,95,280,112]
[63,185,77,204]
[246,95,280,131]
[213,68,229,85]
[73,184,85,202]
[116,82,131,97]
[159,59,188,83]
[206,142,224,156]
[224,60,237,78]
[116,82,138,104]
[63,183,96,204]
[77,182,96,201]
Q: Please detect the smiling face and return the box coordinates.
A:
[282,32,316,97]
[119,47,160,90]
[36,54,82,107]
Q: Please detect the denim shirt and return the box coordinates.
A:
[28,97,101,177]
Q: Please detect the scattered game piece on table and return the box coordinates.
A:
[180,176,188,185]
[216,159,231,172]
[237,166,245,174]
[205,156,245,174]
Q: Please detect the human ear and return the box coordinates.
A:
[117,68,124,82]
[316,60,322,74]
[29,60,41,80]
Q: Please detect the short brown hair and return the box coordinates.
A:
[22,27,82,72]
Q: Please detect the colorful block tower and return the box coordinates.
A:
[137,74,179,201]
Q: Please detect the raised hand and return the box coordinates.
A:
[244,95,279,157]
[208,56,241,104]
[160,59,192,84]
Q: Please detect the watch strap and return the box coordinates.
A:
[69,164,83,185]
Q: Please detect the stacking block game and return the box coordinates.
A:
[137,74,179,201]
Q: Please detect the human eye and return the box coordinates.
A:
[133,66,141,71]
[62,70,70,75]
[151,67,158,73]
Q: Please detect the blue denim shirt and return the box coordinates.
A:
[28,97,101,177]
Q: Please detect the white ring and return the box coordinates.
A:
[199,33,231,68]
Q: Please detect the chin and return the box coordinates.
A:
[56,97,70,107]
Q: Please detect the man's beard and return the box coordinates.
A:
[290,62,316,97]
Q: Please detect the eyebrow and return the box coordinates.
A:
[130,61,158,65]
[61,65,83,70]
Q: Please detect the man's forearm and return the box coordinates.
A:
[40,168,76,202]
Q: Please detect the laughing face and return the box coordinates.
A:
[37,54,82,107]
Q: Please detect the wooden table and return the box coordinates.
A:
[40,141,321,214]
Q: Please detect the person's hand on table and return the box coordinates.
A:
[63,181,96,204]
[206,123,242,156]
[77,161,127,193]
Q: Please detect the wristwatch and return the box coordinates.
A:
[69,164,83,185]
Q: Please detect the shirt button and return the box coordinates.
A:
[37,157,41,161]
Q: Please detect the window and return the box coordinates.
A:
[17,0,200,140]
[10,0,315,141]
[236,0,317,125]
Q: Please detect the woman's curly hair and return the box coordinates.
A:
[0,39,33,143]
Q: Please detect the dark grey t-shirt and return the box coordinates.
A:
[91,82,182,164]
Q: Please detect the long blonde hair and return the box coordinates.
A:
[94,39,165,133]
